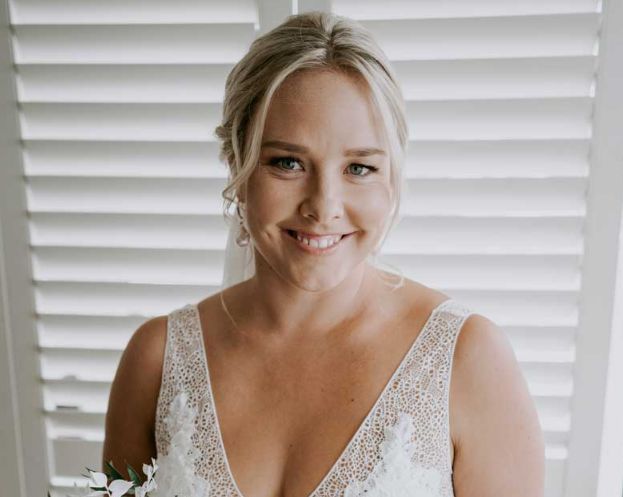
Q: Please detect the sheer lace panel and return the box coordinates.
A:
[155,298,473,497]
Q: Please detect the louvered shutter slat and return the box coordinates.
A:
[360,15,599,61]
[12,0,258,24]
[333,0,599,20]
[18,65,232,104]
[13,25,256,64]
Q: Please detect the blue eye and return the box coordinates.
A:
[347,164,378,177]
[270,157,303,171]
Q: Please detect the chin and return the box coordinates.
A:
[284,266,351,292]
[292,258,372,291]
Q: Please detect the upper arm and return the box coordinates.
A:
[102,315,168,478]
[450,313,545,497]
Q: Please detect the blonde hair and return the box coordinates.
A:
[215,11,408,289]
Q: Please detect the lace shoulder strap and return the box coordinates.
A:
[155,303,206,456]
[151,304,213,495]
[400,299,474,470]
[435,299,475,383]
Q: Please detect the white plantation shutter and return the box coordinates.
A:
[1,1,613,497]
[330,2,601,495]
[9,0,262,495]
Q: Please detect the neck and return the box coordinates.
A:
[221,261,389,343]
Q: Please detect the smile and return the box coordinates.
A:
[282,229,355,255]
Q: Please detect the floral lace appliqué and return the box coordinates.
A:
[152,392,211,497]
[344,412,443,497]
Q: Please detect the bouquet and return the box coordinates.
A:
[55,393,210,497]
[81,459,158,497]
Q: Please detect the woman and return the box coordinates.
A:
[103,11,545,497]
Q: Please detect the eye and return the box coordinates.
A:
[347,164,379,177]
[269,157,304,172]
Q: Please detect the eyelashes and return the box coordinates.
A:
[267,156,379,177]
[268,157,302,171]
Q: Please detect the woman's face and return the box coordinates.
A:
[244,68,393,291]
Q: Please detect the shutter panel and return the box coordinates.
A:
[7,1,603,497]
[330,2,598,497]
[9,1,261,495]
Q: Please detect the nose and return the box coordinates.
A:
[299,168,344,224]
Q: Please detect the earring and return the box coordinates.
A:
[235,203,250,247]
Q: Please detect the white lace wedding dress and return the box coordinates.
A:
[153,298,473,497]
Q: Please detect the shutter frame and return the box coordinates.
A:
[562,0,623,494]
[1,1,50,496]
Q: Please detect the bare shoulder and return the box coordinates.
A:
[396,277,450,311]
[124,315,168,370]
[103,314,168,475]
[106,311,168,397]
[450,313,545,496]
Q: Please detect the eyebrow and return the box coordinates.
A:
[261,140,386,157]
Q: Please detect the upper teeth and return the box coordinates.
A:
[295,232,342,249]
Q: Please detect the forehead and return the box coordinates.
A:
[262,69,385,149]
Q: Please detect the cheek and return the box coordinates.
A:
[350,185,393,227]
[245,170,300,226]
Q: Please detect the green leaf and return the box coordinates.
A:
[126,464,142,487]
[105,461,125,481]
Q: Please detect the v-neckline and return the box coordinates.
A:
[194,297,452,497]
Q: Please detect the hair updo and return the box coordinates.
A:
[214,11,408,287]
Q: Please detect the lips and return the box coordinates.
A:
[282,228,355,254]
[286,229,347,240]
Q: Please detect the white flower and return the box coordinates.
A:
[108,480,134,497]
[79,394,209,497]
[87,471,108,490]
[344,412,442,497]
[135,460,158,497]
[150,392,211,497]
[135,479,156,497]
[86,470,135,497]
[143,458,158,481]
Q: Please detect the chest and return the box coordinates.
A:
[202,315,449,497]
[153,297,467,497]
